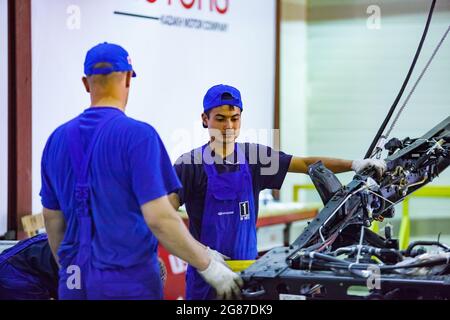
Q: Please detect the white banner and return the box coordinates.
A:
[0,0,8,234]
[32,0,277,212]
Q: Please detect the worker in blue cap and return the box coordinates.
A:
[170,84,387,300]
[40,43,242,300]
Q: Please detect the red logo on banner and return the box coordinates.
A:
[147,0,229,15]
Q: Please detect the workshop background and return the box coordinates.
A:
[1,0,450,299]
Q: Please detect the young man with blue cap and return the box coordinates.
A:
[41,43,243,300]
[170,84,386,300]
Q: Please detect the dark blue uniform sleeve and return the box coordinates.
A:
[129,129,182,206]
[253,144,293,190]
[173,163,186,206]
[173,152,196,206]
[40,138,61,210]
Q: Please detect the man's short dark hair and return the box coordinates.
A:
[93,62,113,70]
[202,96,242,129]
[88,63,122,86]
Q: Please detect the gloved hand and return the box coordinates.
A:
[206,246,230,267]
[198,258,244,300]
[352,159,387,177]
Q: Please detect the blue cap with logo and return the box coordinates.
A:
[84,42,136,77]
[203,84,243,113]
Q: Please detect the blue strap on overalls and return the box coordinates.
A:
[62,111,163,300]
[201,143,256,259]
[65,112,122,267]
[186,143,257,300]
[0,234,48,265]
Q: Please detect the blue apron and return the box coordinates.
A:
[59,111,162,300]
[186,144,257,300]
[0,234,53,300]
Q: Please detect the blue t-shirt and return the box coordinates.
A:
[40,107,181,269]
[174,143,293,240]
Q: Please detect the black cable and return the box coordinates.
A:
[364,0,437,159]
[306,255,448,272]
[405,241,450,256]
[379,258,449,271]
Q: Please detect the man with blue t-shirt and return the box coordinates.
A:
[170,84,386,300]
[40,43,242,300]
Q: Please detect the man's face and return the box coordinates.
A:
[202,105,242,144]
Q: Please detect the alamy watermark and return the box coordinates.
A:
[366,265,381,290]
[66,264,82,290]
[66,5,81,30]
[367,5,381,30]
[171,128,281,176]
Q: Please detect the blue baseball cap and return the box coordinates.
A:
[84,42,136,77]
[203,84,243,113]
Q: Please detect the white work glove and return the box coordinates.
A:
[352,159,387,177]
[206,246,230,267]
[198,258,244,300]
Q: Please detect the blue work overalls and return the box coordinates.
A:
[58,111,162,300]
[186,144,257,300]
[0,234,54,300]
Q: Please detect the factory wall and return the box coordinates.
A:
[279,0,310,203]
[30,0,278,213]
